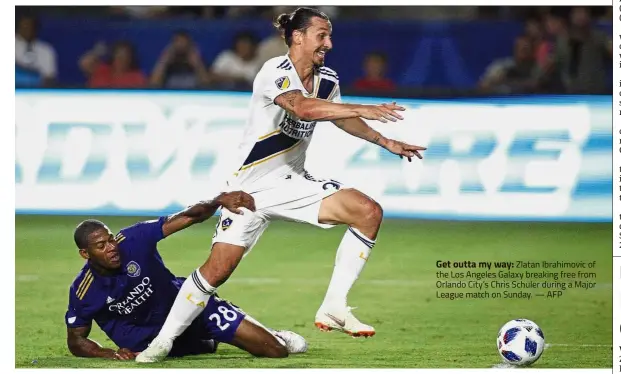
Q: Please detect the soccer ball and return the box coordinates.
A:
[496,319,545,366]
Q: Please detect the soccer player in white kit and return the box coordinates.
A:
[137,7,426,362]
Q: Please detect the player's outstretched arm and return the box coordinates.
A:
[274,91,405,123]
[161,191,256,237]
[333,117,427,162]
[67,325,136,360]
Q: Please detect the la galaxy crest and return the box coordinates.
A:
[126,261,141,278]
[275,76,290,90]
[222,217,233,231]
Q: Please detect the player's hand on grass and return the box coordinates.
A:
[113,348,137,360]
[381,138,426,162]
[217,191,256,214]
[356,102,405,123]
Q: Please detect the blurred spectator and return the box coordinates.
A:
[15,14,57,87]
[108,6,170,19]
[478,36,541,94]
[150,30,210,89]
[256,7,291,65]
[523,17,549,72]
[552,6,612,93]
[79,41,147,88]
[344,6,477,20]
[535,13,568,92]
[524,17,544,48]
[315,6,340,19]
[212,31,261,88]
[199,6,233,19]
[256,31,289,66]
[224,6,264,19]
[537,13,567,67]
[600,6,613,21]
[352,52,396,93]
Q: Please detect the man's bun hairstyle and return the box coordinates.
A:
[273,7,330,47]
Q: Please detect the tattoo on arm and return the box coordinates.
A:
[275,90,302,111]
[284,92,297,108]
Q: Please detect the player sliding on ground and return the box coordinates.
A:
[137,7,426,362]
[65,191,306,360]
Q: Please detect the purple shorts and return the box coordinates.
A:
[169,295,246,357]
[200,294,246,342]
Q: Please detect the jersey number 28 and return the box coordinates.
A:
[208,305,238,331]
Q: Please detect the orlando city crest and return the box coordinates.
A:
[126,261,141,278]
[222,217,233,231]
[275,76,290,90]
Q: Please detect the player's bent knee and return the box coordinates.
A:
[358,196,383,227]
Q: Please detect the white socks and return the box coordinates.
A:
[321,227,375,310]
[157,269,216,341]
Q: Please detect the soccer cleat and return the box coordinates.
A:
[135,338,173,363]
[314,306,375,338]
[274,330,308,354]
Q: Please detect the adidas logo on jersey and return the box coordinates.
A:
[106,296,115,304]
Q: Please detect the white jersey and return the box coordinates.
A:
[229,54,341,187]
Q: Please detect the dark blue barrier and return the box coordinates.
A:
[37,17,612,88]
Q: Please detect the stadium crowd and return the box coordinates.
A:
[16,5,613,95]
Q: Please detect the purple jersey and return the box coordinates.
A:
[65,217,245,356]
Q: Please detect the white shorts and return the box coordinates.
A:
[211,171,344,255]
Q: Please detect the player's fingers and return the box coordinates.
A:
[404,144,427,151]
[384,103,406,111]
[124,350,138,359]
[381,107,404,121]
[228,207,243,215]
[378,110,398,122]
[413,150,423,159]
[243,197,256,211]
[380,102,405,111]
[400,147,418,159]
[118,350,135,360]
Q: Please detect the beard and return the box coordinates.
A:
[313,50,327,67]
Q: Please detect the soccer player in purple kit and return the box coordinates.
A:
[65,191,306,360]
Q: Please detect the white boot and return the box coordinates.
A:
[274,330,308,353]
[135,338,174,363]
[315,306,375,338]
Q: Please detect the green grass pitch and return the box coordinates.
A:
[15,215,612,368]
